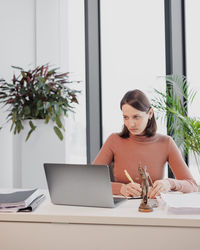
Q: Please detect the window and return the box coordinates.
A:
[185,0,200,184]
[100,0,166,141]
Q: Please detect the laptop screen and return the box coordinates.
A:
[44,163,120,208]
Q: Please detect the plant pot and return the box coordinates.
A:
[13,120,66,188]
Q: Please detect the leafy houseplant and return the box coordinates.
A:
[152,75,200,167]
[0,64,80,141]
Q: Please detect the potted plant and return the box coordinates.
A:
[152,75,200,167]
[0,64,80,141]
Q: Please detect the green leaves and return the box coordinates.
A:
[26,121,36,141]
[53,126,63,140]
[55,116,62,128]
[152,74,200,167]
[24,106,31,115]
[0,63,81,141]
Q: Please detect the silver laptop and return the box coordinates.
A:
[44,163,126,208]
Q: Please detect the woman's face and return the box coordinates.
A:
[122,104,153,136]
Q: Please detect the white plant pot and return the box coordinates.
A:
[13,120,66,189]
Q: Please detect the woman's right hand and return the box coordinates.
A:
[120,183,142,198]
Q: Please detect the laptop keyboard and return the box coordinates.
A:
[113,197,126,204]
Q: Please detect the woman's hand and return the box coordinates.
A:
[148,179,171,199]
[120,183,142,198]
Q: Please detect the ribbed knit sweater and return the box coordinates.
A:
[93,133,198,195]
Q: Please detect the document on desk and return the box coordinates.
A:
[160,192,200,213]
[0,189,45,212]
[113,195,141,199]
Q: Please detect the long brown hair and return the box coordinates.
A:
[119,89,157,138]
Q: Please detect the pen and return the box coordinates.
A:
[124,169,134,184]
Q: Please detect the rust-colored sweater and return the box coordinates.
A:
[93,133,198,194]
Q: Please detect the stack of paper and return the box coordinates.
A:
[159,192,200,214]
[0,189,45,212]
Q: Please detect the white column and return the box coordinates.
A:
[0,0,35,188]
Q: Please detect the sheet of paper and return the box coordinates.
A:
[160,192,200,208]
[113,195,141,199]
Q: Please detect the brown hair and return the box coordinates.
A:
[119,89,157,138]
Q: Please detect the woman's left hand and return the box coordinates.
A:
[148,179,171,199]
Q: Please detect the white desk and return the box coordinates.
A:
[0,191,200,250]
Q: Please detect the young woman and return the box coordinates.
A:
[93,89,198,198]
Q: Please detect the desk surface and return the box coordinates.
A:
[0,190,200,228]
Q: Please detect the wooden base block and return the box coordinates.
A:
[138,207,153,212]
[138,202,153,212]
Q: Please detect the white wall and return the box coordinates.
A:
[0,0,86,188]
[0,0,35,187]
[63,0,86,164]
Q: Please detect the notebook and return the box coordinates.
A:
[0,189,45,212]
[44,163,126,208]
